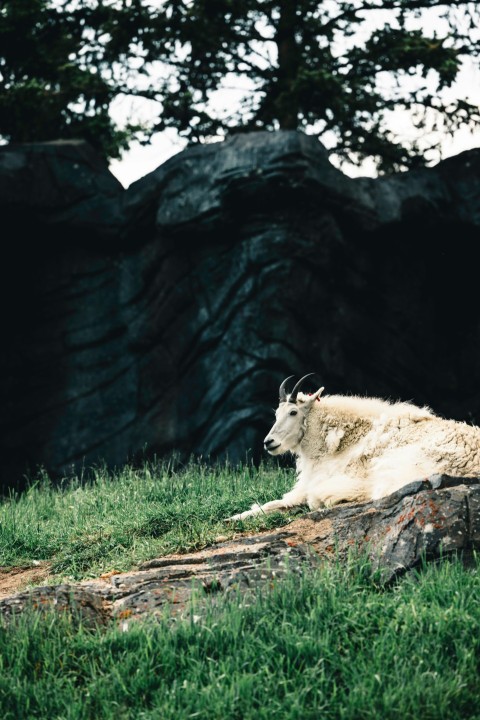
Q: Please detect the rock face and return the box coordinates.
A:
[1,475,479,624]
[1,133,480,488]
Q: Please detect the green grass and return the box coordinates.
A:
[1,554,480,719]
[0,460,298,580]
[1,461,479,718]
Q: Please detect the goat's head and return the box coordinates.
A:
[263,374,324,455]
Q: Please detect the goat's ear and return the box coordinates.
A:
[306,386,324,406]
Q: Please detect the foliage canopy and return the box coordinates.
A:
[1,0,479,170]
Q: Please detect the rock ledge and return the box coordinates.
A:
[1,474,478,625]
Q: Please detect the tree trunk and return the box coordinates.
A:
[275,0,299,129]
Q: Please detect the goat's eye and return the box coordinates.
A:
[289,410,298,416]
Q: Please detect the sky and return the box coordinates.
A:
[108,6,480,189]
[110,118,480,190]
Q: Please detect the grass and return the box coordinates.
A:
[0,459,298,580]
[1,461,479,718]
[1,554,480,719]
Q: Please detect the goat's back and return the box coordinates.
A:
[296,393,480,506]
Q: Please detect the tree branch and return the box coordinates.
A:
[357,0,477,12]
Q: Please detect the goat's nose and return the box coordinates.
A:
[264,437,275,447]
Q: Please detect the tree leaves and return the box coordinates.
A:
[1,0,479,170]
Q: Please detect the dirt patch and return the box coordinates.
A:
[286,515,334,544]
[0,564,52,600]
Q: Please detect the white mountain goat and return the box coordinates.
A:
[227,373,480,520]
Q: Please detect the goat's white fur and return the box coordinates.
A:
[227,389,480,520]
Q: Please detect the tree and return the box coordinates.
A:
[1,1,479,171]
[0,0,150,159]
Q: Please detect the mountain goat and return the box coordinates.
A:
[227,374,480,521]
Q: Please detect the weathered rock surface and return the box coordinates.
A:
[2,132,480,488]
[1,475,479,625]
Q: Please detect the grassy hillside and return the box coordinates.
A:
[1,554,480,719]
[0,460,296,580]
[1,461,479,719]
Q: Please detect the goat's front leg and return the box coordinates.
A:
[225,489,307,522]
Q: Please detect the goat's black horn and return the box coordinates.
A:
[289,373,316,403]
[279,375,295,403]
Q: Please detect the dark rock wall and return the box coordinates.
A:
[1,133,480,489]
